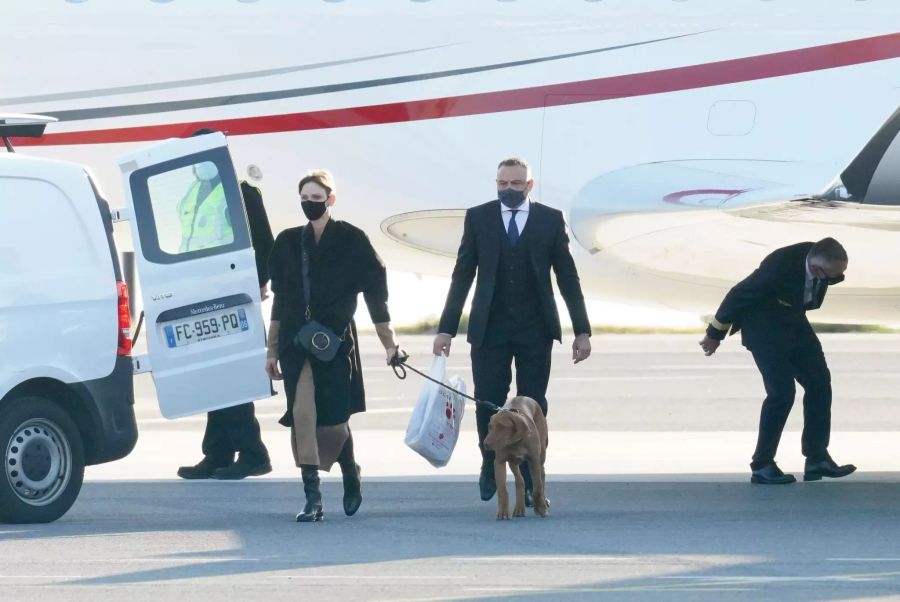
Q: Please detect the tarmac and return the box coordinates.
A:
[4,334,900,601]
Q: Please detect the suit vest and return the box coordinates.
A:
[486,219,544,342]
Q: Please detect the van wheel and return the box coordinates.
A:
[0,397,85,523]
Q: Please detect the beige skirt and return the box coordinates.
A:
[290,360,349,471]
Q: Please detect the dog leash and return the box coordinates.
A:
[391,353,500,412]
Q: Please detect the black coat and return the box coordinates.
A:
[438,200,591,348]
[268,219,390,426]
[707,242,830,348]
[240,181,274,287]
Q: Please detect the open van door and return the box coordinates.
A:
[118,133,270,418]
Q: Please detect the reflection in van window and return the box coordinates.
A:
[148,161,234,254]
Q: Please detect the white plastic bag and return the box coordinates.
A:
[404,354,466,468]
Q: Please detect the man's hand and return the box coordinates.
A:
[573,334,591,364]
[265,356,283,380]
[433,334,452,357]
[259,285,270,301]
[699,335,721,357]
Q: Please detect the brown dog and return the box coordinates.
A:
[483,396,549,520]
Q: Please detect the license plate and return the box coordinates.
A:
[163,307,249,348]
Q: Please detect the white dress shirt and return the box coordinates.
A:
[501,199,530,234]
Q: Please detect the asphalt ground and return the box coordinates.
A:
[5,334,900,601]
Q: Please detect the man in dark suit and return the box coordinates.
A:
[177,128,273,480]
[700,238,856,484]
[434,157,593,502]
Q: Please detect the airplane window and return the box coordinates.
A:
[147,162,235,255]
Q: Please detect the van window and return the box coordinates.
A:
[128,147,251,265]
[148,162,235,254]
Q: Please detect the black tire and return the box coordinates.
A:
[0,396,85,524]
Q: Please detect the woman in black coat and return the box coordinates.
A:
[265,169,401,522]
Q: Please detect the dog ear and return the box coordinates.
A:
[511,413,533,443]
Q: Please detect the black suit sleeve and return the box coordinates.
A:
[268,231,286,321]
[241,182,275,287]
[706,263,778,340]
[358,230,391,324]
[550,211,591,337]
[438,208,478,337]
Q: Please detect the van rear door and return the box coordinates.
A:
[118,134,270,418]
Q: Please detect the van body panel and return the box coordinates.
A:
[0,156,118,386]
[70,355,137,465]
[0,154,135,467]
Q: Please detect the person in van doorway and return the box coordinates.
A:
[433,158,592,505]
[265,169,402,522]
[699,238,857,485]
[176,157,232,253]
[177,128,273,480]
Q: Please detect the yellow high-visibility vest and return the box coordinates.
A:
[177,180,233,252]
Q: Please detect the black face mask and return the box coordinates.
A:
[301,200,328,221]
[822,274,845,286]
[498,188,527,208]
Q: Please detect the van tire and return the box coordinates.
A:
[0,396,85,523]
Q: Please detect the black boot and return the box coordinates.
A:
[296,465,324,522]
[337,435,362,516]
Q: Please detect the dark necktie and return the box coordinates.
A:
[807,279,824,309]
[507,210,520,245]
[813,279,826,308]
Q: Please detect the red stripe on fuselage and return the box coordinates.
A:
[12,33,900,147]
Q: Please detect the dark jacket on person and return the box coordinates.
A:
[706,242,830,348]
[268,219,390,426]
[438,200,591,348]
[240,181,275,287]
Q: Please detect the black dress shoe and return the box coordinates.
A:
[479,469,496,501]
[804,458,857,481]
[295,501,324,523]
[213,460,272,480]
[177,457,230,480]
[751,462,797,484]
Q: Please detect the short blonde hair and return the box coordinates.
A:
[298,169,335,196]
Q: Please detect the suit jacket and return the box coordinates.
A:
[706,242,829,347]
[240,181,275,287]
[438,200,591,348]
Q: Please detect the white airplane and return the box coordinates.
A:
[3,0,900,323]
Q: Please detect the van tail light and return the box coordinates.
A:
[117,280,132,356]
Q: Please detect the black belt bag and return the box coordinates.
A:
[293,226,344,362]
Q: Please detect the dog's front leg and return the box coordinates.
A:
[530,454,549,518]
[531,464,550,518]
[510,461,526,517]
[494,459,510,520]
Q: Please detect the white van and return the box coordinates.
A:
[0,116,271,523]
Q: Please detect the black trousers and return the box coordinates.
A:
[201,402,270,467]
[746,319,831,470]
[471,329,552,488]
